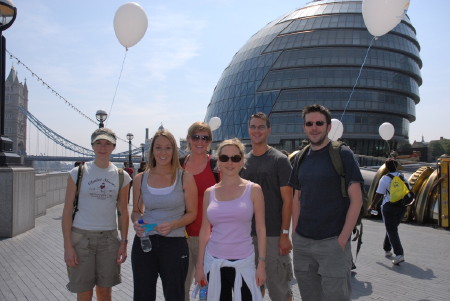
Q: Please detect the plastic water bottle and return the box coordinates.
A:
[199,280,208,300]
[138,219,152,252]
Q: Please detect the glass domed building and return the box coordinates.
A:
[204,0,421,156]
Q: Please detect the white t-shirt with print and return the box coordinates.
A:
[70,161,131,231]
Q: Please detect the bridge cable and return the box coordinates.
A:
[7,49,135,146]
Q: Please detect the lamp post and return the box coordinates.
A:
[0,0,19,166]
[140,143,145,161]
[126,133,134,168]
[95,109,107,128]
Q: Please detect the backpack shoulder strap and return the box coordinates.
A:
[328,141,348,198]
[293,144,310,171]
[118,168,124,190]
[72,164,84,221]
[386,173,395,194]
[116,168,124,230]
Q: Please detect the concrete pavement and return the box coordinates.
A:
[1,203,449,300]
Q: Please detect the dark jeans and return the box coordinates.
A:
[131,235,188,301]
[382,202,407,256]
[208,267,252,301]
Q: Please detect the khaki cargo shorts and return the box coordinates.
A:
[66,228,121,293]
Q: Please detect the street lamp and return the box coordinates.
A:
[126,133,134,168]
[95,109,107,128]
[140,143,145,161]
[0,0,19,166]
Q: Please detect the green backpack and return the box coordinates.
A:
[291,141,367,262]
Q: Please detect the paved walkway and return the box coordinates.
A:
[1,203,450,300]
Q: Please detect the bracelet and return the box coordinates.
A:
[121,239,128,244]
[258,256,266,262]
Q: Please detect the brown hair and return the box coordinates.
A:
[148,129,180,183]
[302,104,332,125]
[217,138,245,159]
[248,112,271,128]
[186,121,213,151]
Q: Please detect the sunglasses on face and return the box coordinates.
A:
[218,154,242,163]
[191,134,211,142]
[304,121,326,127]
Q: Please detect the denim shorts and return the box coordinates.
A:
[66,227,121,293]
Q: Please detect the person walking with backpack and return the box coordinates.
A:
[240,112,294,301]
[369,158,411,265]
[61,128,132,301]
[289,104,364,301]
[180,121,219,300]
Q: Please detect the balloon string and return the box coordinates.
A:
[339,36,376,122]
[386,140,391,158]
[106,48,128,127]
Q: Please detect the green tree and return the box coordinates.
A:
[440,139,450,154]
[429,141,445,159]
[397,141,412,154]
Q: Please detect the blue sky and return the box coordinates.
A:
[5,0,450,154]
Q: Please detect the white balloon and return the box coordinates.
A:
[114,3,148,48]
[209,117,221,131]
[362,0,410,37]
[379,122,395,141]
[328,119,344,141]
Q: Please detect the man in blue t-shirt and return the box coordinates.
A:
[289,104,364,301]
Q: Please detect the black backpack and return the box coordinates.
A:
[291,141,367,263]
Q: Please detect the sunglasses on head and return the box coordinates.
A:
[191,134,211,142]
[218,154,242,163]
[304,121,326,127]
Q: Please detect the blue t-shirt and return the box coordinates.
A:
[289,142,364,239]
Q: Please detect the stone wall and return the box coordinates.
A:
[35,172,68,217]
[0,168,68,238]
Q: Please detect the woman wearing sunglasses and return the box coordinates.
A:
[130,129,198,300]
[181,122,220,300]
[195,138,266,301]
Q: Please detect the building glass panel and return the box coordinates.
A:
[205,0,421,155]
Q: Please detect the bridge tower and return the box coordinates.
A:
[3,66,28,156]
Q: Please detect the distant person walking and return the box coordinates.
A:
[124,161,134,202]
[62,128,131,301]
[137,161,147,173]
[289,104,364,301]
[240,112,294,301]
[369,158,410,265]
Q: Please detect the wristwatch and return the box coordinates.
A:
[281,229,289,235]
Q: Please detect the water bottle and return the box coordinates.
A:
[199,280,208,300]
[370,209,378,216]
[138,219,152,252]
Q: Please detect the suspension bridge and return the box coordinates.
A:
[17,106,183,164]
